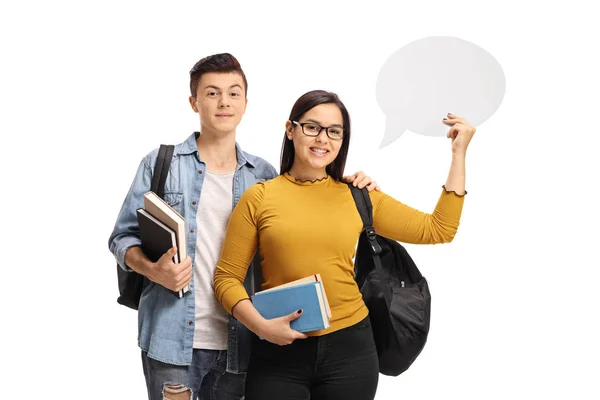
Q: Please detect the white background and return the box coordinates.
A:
[1,0,599,398]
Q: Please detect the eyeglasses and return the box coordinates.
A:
[292,121,344,140]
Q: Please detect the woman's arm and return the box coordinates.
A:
[442,113,475,194]
[213,184,263,313]
[232,300,308,345]
[213,183,308,345]
[371,114,475,244]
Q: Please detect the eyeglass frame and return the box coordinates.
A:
[291,121,345,140]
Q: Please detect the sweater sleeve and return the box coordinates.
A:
[214,182,265,314]
[370,187,466,244]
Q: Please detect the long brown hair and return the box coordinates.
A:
[279,90,351,181]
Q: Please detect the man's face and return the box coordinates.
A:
[189,72,247,135]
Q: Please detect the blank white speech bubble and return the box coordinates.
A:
[376,36,506,147]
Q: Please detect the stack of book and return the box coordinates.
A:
[251,274,332,333]
[136,191,190,298]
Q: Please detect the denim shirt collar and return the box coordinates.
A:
[177,132,256,169]
[109,131,277,370]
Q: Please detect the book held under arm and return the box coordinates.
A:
[251,275,331,333]
[136,191,190,298]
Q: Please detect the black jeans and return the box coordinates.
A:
[245,316,379,400]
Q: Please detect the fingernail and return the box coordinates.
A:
[443,118,448,120]
[298,309,303,314]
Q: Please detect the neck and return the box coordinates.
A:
[196,127,237,172]
[288,162,328,182]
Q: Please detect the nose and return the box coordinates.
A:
[315,128,328,143]
[218,95,230,108]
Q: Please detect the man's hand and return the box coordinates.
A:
[258,309,308,346]
[147,247,192,292]
[342,170,381,192]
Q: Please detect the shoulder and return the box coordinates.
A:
[141,134,196,168]
[236,180,270,217]
[368,189,391,203]
[239,174,287,204]
[140,147,160,170]
[240,150,278,180]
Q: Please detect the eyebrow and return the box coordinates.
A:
[304,118,343,127]
[204,84,243,91]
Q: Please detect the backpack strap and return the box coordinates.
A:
[151,145,175,199]
[349,185,392,304]
[349,185,381,254]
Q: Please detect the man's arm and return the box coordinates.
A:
[108,154,191,292]
[126,246,192,293]
[108,157,150,270]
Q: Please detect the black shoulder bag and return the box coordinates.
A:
[349,185,432,376]
[116,144,175,310]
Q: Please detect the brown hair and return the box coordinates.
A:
[280,90,351,181]
[189,53,248,97]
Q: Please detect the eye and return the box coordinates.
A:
[207,91,218,97]
[305,124,320,132]
[230,92,241,97]
[329,128,342,136]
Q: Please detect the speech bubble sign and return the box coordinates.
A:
[376,36,505,147]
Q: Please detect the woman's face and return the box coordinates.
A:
[286,103,345,174]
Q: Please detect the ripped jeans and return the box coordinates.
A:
[141,349,245,400]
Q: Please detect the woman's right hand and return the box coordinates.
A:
[259,309,308,346]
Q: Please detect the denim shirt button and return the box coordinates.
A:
[190,228,194,233]
[231,326,235,330]
[110,134,278,367]
[192,201,197,206]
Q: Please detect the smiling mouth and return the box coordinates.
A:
[310,147,329,155]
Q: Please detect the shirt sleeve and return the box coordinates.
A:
[370,187,466,244]
[108,156,152,271]
[214,182,265,314]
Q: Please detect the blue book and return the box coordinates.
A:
[251,281,330,333]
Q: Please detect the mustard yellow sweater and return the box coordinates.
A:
[214,172,465,336]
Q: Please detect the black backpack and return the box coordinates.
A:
[349,185,431,376]
[116,144,174,310]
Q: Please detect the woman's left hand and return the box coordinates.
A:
[443,113,476,155]
[342,171,381,192]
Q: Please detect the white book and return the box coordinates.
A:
[143,191,189,296]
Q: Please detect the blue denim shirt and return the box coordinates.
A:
[108,132,277,371]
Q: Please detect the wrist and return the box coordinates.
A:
[143,261,156,281]
[451,149,466,159]
[124,246,140,272]
[255,318,270,338]
[125,246,154,278]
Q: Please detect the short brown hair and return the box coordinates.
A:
[189,53,248,97]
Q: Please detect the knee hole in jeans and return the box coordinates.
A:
[162,383,192,400]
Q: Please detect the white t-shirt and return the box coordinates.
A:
[193,170,235,350]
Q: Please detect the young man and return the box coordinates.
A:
[108,53,378,400]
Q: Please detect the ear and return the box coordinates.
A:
[189,96,198,113]
[285,120,294,140]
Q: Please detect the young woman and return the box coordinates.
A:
[214,90,475,400]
